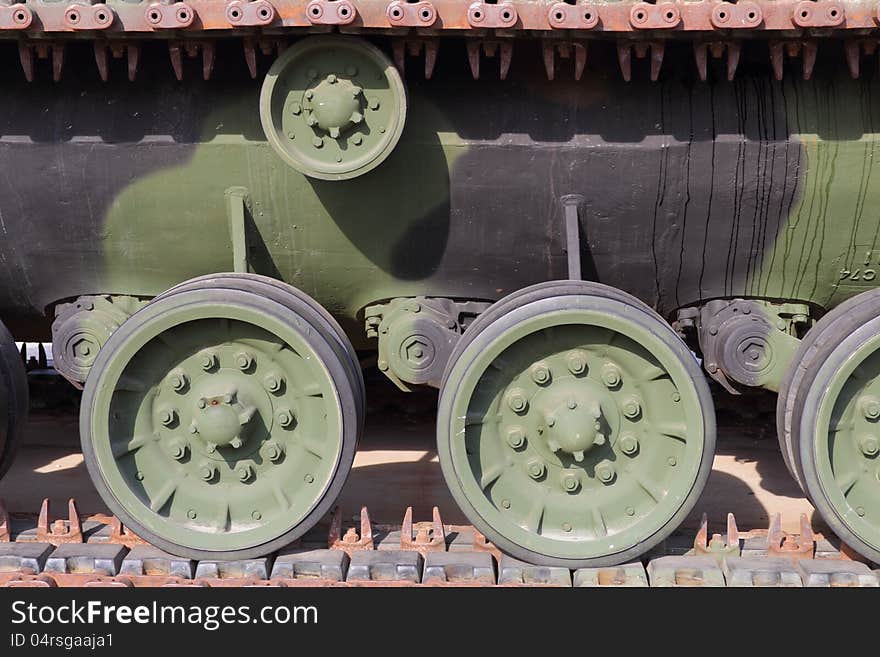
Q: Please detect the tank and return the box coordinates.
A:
[1,0,880,567]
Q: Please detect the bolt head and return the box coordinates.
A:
[622,397,642,419]
[237,465,254,482]
[562,474,580,492]
[860,435,880,457]
[265,442,283,462]
[168,370,188,392]
[862,396,880,420]
[187,509,198,520]
[527,460,546,480]
[277,409,294,428]
[159,408,176,426]
[566,350,588,375]
[199,464,216,481]
[368,98,380,110]
[312,136,324,148]
[507,389,529,414]
[304,473,315,484]
[305,89,315,100]
[506,427,525,449]
[327,73,337,84]
[199,351,216,370]
[601,364,621,388]
[378,359,389,372]
[530,362,551,385]
[263,373,283,393]
[235,352,253,371]
[291,102,302,115]
[619,433,639,456]
[595,460,616,484]
[230,437,243,449]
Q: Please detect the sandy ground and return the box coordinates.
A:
[0,380,820,536]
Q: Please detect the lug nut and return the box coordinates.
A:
[601,364,621,388]
[197,398,207,409]
[567,399,578,410]
[291,102,302,115]
[168,438,187,461]
[199,351,216,370]
[264,441,284,462]
[622,397,642,419]
[595,460,616,484]
[862,396,880,420]
[168,370,188,392]
[159,408,177,426]
[230,437,243,449]
[506,427,525,449]
[530,362,551,385]
[527,460,546,480]
[859,434,880,457]
[562,473,580,493]
[235,352,254,371]
[506,389,529,414]
[277,409,294,428]
[187,509,198,520]
[261,374,281,393]
[237,464,254,482]
[566,350,588,375]
[199,463,217,482]
[619,433,639,456]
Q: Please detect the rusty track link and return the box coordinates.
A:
[6,0,880,82]
[0,498,878,587]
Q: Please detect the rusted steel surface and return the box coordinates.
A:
[0,0,874,35]
[0,499,875,587]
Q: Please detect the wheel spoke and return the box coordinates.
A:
[592,507,607,537]
[111,432,156,458]
[148,480,178,512]
[479,463,505,490]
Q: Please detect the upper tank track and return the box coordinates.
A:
[4,0,880,82]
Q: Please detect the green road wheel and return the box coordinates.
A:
[260,36,407,180]
[438,287,715,567]
[80,287,359,559]
[776,289,880,491]
[156,273,364,432]
[0,320,28,481]
[793,295,880,563]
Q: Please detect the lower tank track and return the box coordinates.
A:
[0,499,878,586]
[6,0,880,83]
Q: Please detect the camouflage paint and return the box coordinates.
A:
[0,39,878,345]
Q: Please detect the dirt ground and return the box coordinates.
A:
[0,376,821,536]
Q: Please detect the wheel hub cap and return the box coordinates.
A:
[306,75,363,139]
[534,380,609,462]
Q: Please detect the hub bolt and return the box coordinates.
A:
[263,372,283,393]
[595,460,616,484]
[235,352,254,371]
[601,364,621,388]
[566,350,588,375]
[199,463,217,482]
[530,362,551,385]
[562,473,580,493]
[199,351,216,370]
[862,396,880,420]
[563,523,572,532]
[197,398,207,409]
[527,460,546,480]
[237,464,254,482]
[351,134,363,146]
[187,509,198,520]
[252,511,262,520]
[168,370,188,392]
[230,437,243,449]
[159,408,177,426]
[859,434,880,457]
[277,409,294,428]
[168,438,188,461]
[506,389,529,414]
[622,397,642,420]
[264,441,284,462]
[506,427,525,449]
[619,433,639,456]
